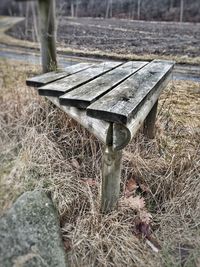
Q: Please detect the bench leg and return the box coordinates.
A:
[101,146,122,213]
[143,100,158,139]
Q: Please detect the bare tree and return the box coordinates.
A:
[169,0,174,11]
[75,0,79,17]
[137,0,141,20]
[106,0,112,18]
[180,0,184,22]
[71,1,75,17]
[31,1,39,42]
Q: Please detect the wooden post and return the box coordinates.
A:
[101,145,122,213]
[38,0,57,72]
[143,100,158,139]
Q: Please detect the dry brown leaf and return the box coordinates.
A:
[125,177,138,197]
[139,183,151,193]
[121,196,145,210]
[81,178,97,186]
[63,238,72,252]
[139,209,153,224]
[135,220,151,238]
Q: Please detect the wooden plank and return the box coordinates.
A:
[38,62,122,97]
[87,60,174,124]
[59,61,148,108]
[26,63,94,87]
[124,74,172,146]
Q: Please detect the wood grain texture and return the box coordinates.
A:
[123,74,172,148]
[38,0,57,72]
[26,63,94,87]
[87,60,174,124]
[59,61,148,108]
[38,61,122,97]
[101,146,122,213]
[47,96,111,144]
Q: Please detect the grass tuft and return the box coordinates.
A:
[0,59,199,266]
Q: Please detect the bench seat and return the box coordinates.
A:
[27,59,174,212]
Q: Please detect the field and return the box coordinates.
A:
[8,17,200,63]
[0,58,200,266]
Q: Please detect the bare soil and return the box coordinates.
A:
[8,17,200,58]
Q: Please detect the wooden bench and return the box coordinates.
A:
[26,59,174,213]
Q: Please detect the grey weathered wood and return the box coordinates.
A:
[38,0,57,72]
[87,60,174,124]
[143,100,158,139]
[26,63,94,87]
[59,61,148,108]
[101,145,122,213]
[113,74,172,150]
[38,62,122,97]
[112,123,131,150]
[26,59,174,214]
[47,96,111,144]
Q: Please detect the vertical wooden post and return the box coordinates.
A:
[38,0,57,72]
[143,100,158,139]
[101,146,122,213]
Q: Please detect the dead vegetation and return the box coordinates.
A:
[7,17,200,65]
[0,59,200,266]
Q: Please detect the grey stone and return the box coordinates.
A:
[0,191,68,267]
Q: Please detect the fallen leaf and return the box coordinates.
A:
[81,178,97,186]
[139,183,151,193]
[125,177,138,197]
[135,220,151,238]
[121,196,145,210]
[63,238,72,252]
[139,209,152,224]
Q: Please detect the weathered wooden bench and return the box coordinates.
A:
[26,59,174,213]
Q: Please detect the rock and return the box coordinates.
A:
[0,191,68,267]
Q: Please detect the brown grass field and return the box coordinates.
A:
[8,17,200,64]
[0,58,200,266]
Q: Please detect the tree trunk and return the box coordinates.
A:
[38,0,57,73]
[75,0,79,17]
[31,1,39,42]
[71,2,74,17]
[105,0,110,19]
[169,0,174,11]
[137,0,141,20]
[180,0,184,22]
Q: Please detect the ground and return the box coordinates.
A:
[8,17,200,64]
[0,58,199,266]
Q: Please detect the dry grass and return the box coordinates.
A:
[0,59,200,267]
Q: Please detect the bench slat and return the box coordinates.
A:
[38,62,122,97]
[26,63,94,87]
[87,60,174,124]
[59,61,148,108]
